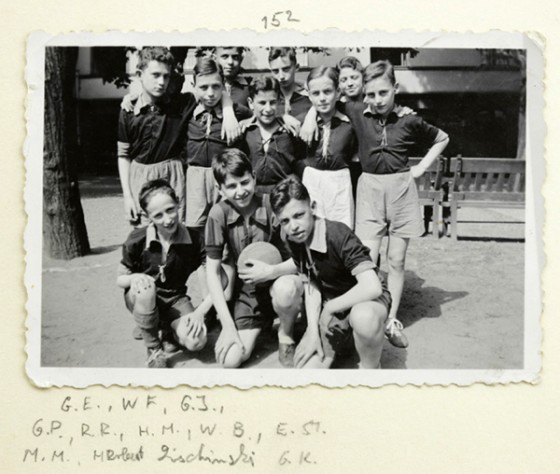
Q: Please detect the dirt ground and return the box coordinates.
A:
[40,176,525,370]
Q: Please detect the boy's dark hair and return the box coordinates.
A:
[216,46,245,55]
[363,60,396,85]
[338,55,364,73]
[306,65,339,88]
[137,47,175,71]
[270,177,311,215]
[249,75,281,99]
[193,57,224,83]
[212,148,254,186]
[268,47,297,65]
[138,179,178,213]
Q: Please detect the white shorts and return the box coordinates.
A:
[302,167,354,229]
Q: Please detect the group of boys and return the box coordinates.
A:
[117,45,448,369]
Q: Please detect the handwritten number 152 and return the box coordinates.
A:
[261,11,300,29]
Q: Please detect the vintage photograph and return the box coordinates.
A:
[25,31,542,387]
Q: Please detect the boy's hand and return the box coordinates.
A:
[238,116,256,134]
[129,273,155,294]
[215,324,244,365]
[395,105,417,117]
[183,312,206,339]
[120,92,138,113]
[123,195,139,222]
[221,111,241,145]
[238,259,274,285]
[299,114,319,145]
[282,114,302,136]
[410,164,425,179]
[294,329,324,368]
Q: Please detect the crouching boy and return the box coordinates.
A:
[205,149,300,368]
[117,179,228,368]
[270,177,392,368]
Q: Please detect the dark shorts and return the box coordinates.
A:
[319,286,392,360]
[125,289,193,330]
[231,280,275,331]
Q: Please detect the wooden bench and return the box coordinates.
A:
[445,156,525,240]
[409,156,446,239]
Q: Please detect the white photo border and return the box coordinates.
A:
[25,30,544,388]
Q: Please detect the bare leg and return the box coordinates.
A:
[270,275,303,343]
[349,301,387,368]
[386,235,409,320]
[221,328,261,368]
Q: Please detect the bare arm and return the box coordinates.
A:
[294,279,324,368]
[322,269,382,316]
[206,256,244,362]
[238,258,297,285]
[117,155,139,221]
[410,130,450,178]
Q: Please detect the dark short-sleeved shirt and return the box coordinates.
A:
[240,119,304,186]
[285,218,375,300]
[277,90,312,122]
[120,223,205,296]
[301,112,357,171]
[205,194,288,263]
[225,76,252,107]
[117,92,197,165]
[185,102,252,167]
[342,102,441,174]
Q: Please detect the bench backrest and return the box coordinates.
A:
[449,157,525,202]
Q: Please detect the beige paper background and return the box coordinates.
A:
[3,1,558,471]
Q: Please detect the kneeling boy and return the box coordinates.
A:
[117,179,227,368]
[270,177,392,369]
[205,149,299,368]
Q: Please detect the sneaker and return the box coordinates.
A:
[161,331,181,353]
[278,342,295,368]
[146,347,169,368]
[385,318,409,348]
[132,326,143,341]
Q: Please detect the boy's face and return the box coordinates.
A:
[363,75,398,117]
[138,60,171,99]
[216,48,242,80]
[248,90,279,126]
[276,198,315,245]
[145,192,179,235]
[219,171,256,210]
[269,56,298,89]
[339,67,363,99]
[308,76,338,116]
[194,73,223,109]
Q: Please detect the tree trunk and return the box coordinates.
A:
[43,47,90,259]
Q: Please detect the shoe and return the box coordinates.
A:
[161,330,181,353]
[278,342,295,368]
[385,318,409,348]
[132,326,143,341]
[146,347,169,368]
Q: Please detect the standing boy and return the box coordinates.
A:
[268,47,312,131]
[345,61,449,348]
[205,149,300,368]
[214,46,251,107]
[241,75,303,194]
[270,177,392,369]
[117,47,196,225]
[185,57,252,233]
